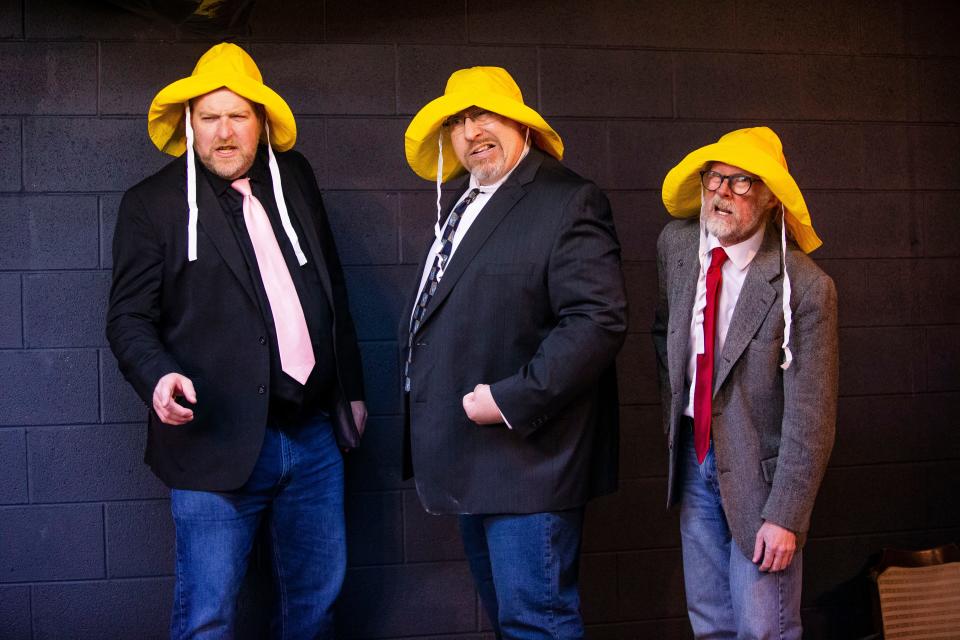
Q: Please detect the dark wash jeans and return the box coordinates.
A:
[169,414,345,640]
[459,508,586,639]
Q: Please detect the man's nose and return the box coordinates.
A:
[216,117,232,139]
[462,117,482,139]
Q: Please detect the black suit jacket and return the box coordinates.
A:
[107,149,364,491]
[401,148,627,514]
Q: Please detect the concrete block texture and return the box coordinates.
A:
[0,428,27,504]
[0,504,104,582]
[0,586,31,639]
[24,0,174,39]
[0,195,99,270]
[32,578,174,640]
[22,271,110,348]
[0,0,22,38]
[467,0,737,50]
[338,563,477,637]
[0,42,97,115]
[0,349,98,425]
[325,0,466,43]
[0,273,20,348]
[542,49,673,119]
[99,42,211,116]
[27,423,167,503]
[346,491,404,567]
[99,194,123,269]
[251,44,397,116]
[324,191,399,266]
[105,500,174,578]
[343,415,408,492]
[345,266,413,341]
[23,117,169,192]
[0,117,20,191]
[675,52,801,120]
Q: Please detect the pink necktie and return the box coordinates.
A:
[693,247,728,464]
[231,178,315,385]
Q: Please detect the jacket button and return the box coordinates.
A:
[258,336,266,345]
[258,385,266,394]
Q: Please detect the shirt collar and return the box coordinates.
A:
[706,223,765,271]
[468,141,532,193]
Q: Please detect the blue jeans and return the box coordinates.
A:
[459,509,585,640]
[169,415,345,640]
[678,428,802,640]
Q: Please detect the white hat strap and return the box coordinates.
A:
[265,120,308,266]
[184,105,200,261]
[434,134,444,238]
[779,204,793,370]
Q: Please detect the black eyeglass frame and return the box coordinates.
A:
[441,108,495,130]
[699,170,762,196]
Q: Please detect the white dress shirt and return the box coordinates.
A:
[683,225,766,418]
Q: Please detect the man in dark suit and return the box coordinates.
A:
[653,127,838,639]
[401,67,628,638]
[106,43,366,639]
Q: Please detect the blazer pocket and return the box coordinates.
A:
[748,336,782,352]
[761,455,778,484]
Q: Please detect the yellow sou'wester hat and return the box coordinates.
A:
[148,42,296,156]
[145,42,306,265]
[661,126,821,254]
[405,66,564,183]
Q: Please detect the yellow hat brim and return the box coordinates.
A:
[404,91,564,182]
[147,72,296,156]
[662,140,822,253]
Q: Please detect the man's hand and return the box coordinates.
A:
[753,521,797,572]
[152,373,196,426]
[350,400,368,439]
[462,384,504,425]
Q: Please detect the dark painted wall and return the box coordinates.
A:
[1,0,958,638]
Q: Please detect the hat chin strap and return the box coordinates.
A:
[779,204,793,370]
[185,104,199,262]
[265,120,307,266]
[182,106,307,266]
[434,133,444,238]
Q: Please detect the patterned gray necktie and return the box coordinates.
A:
[404,188,481,392]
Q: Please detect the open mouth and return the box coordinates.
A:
[470,143,496,157]
[712,200,734,216]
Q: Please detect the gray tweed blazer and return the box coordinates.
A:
[652,217,838,557]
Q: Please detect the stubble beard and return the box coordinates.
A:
[200,143,256,181]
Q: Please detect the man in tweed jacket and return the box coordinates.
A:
[652,127,838,639]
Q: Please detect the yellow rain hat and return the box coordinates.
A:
[405,66,564,182]
[661,126,821,253]
[147,42,296,156]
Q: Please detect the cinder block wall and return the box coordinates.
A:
[1,1,958,638]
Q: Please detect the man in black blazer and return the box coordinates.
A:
[106,43,366,639]
[401,67,627,638]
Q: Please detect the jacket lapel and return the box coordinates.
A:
[279,175,335,308]
[193,165,259,308]
[667,226,700,394]
[712,225,781,393]
[415,149,542,330]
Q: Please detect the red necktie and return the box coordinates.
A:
[231,178,315,385]
[693,247,728,464]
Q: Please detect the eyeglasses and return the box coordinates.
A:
[442,108,497,132]
[699,170,761,196]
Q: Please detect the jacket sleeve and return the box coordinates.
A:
[105,188,183,403]
[294,153,366,402]
[489,182,628,437]
[761,271,838,534]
